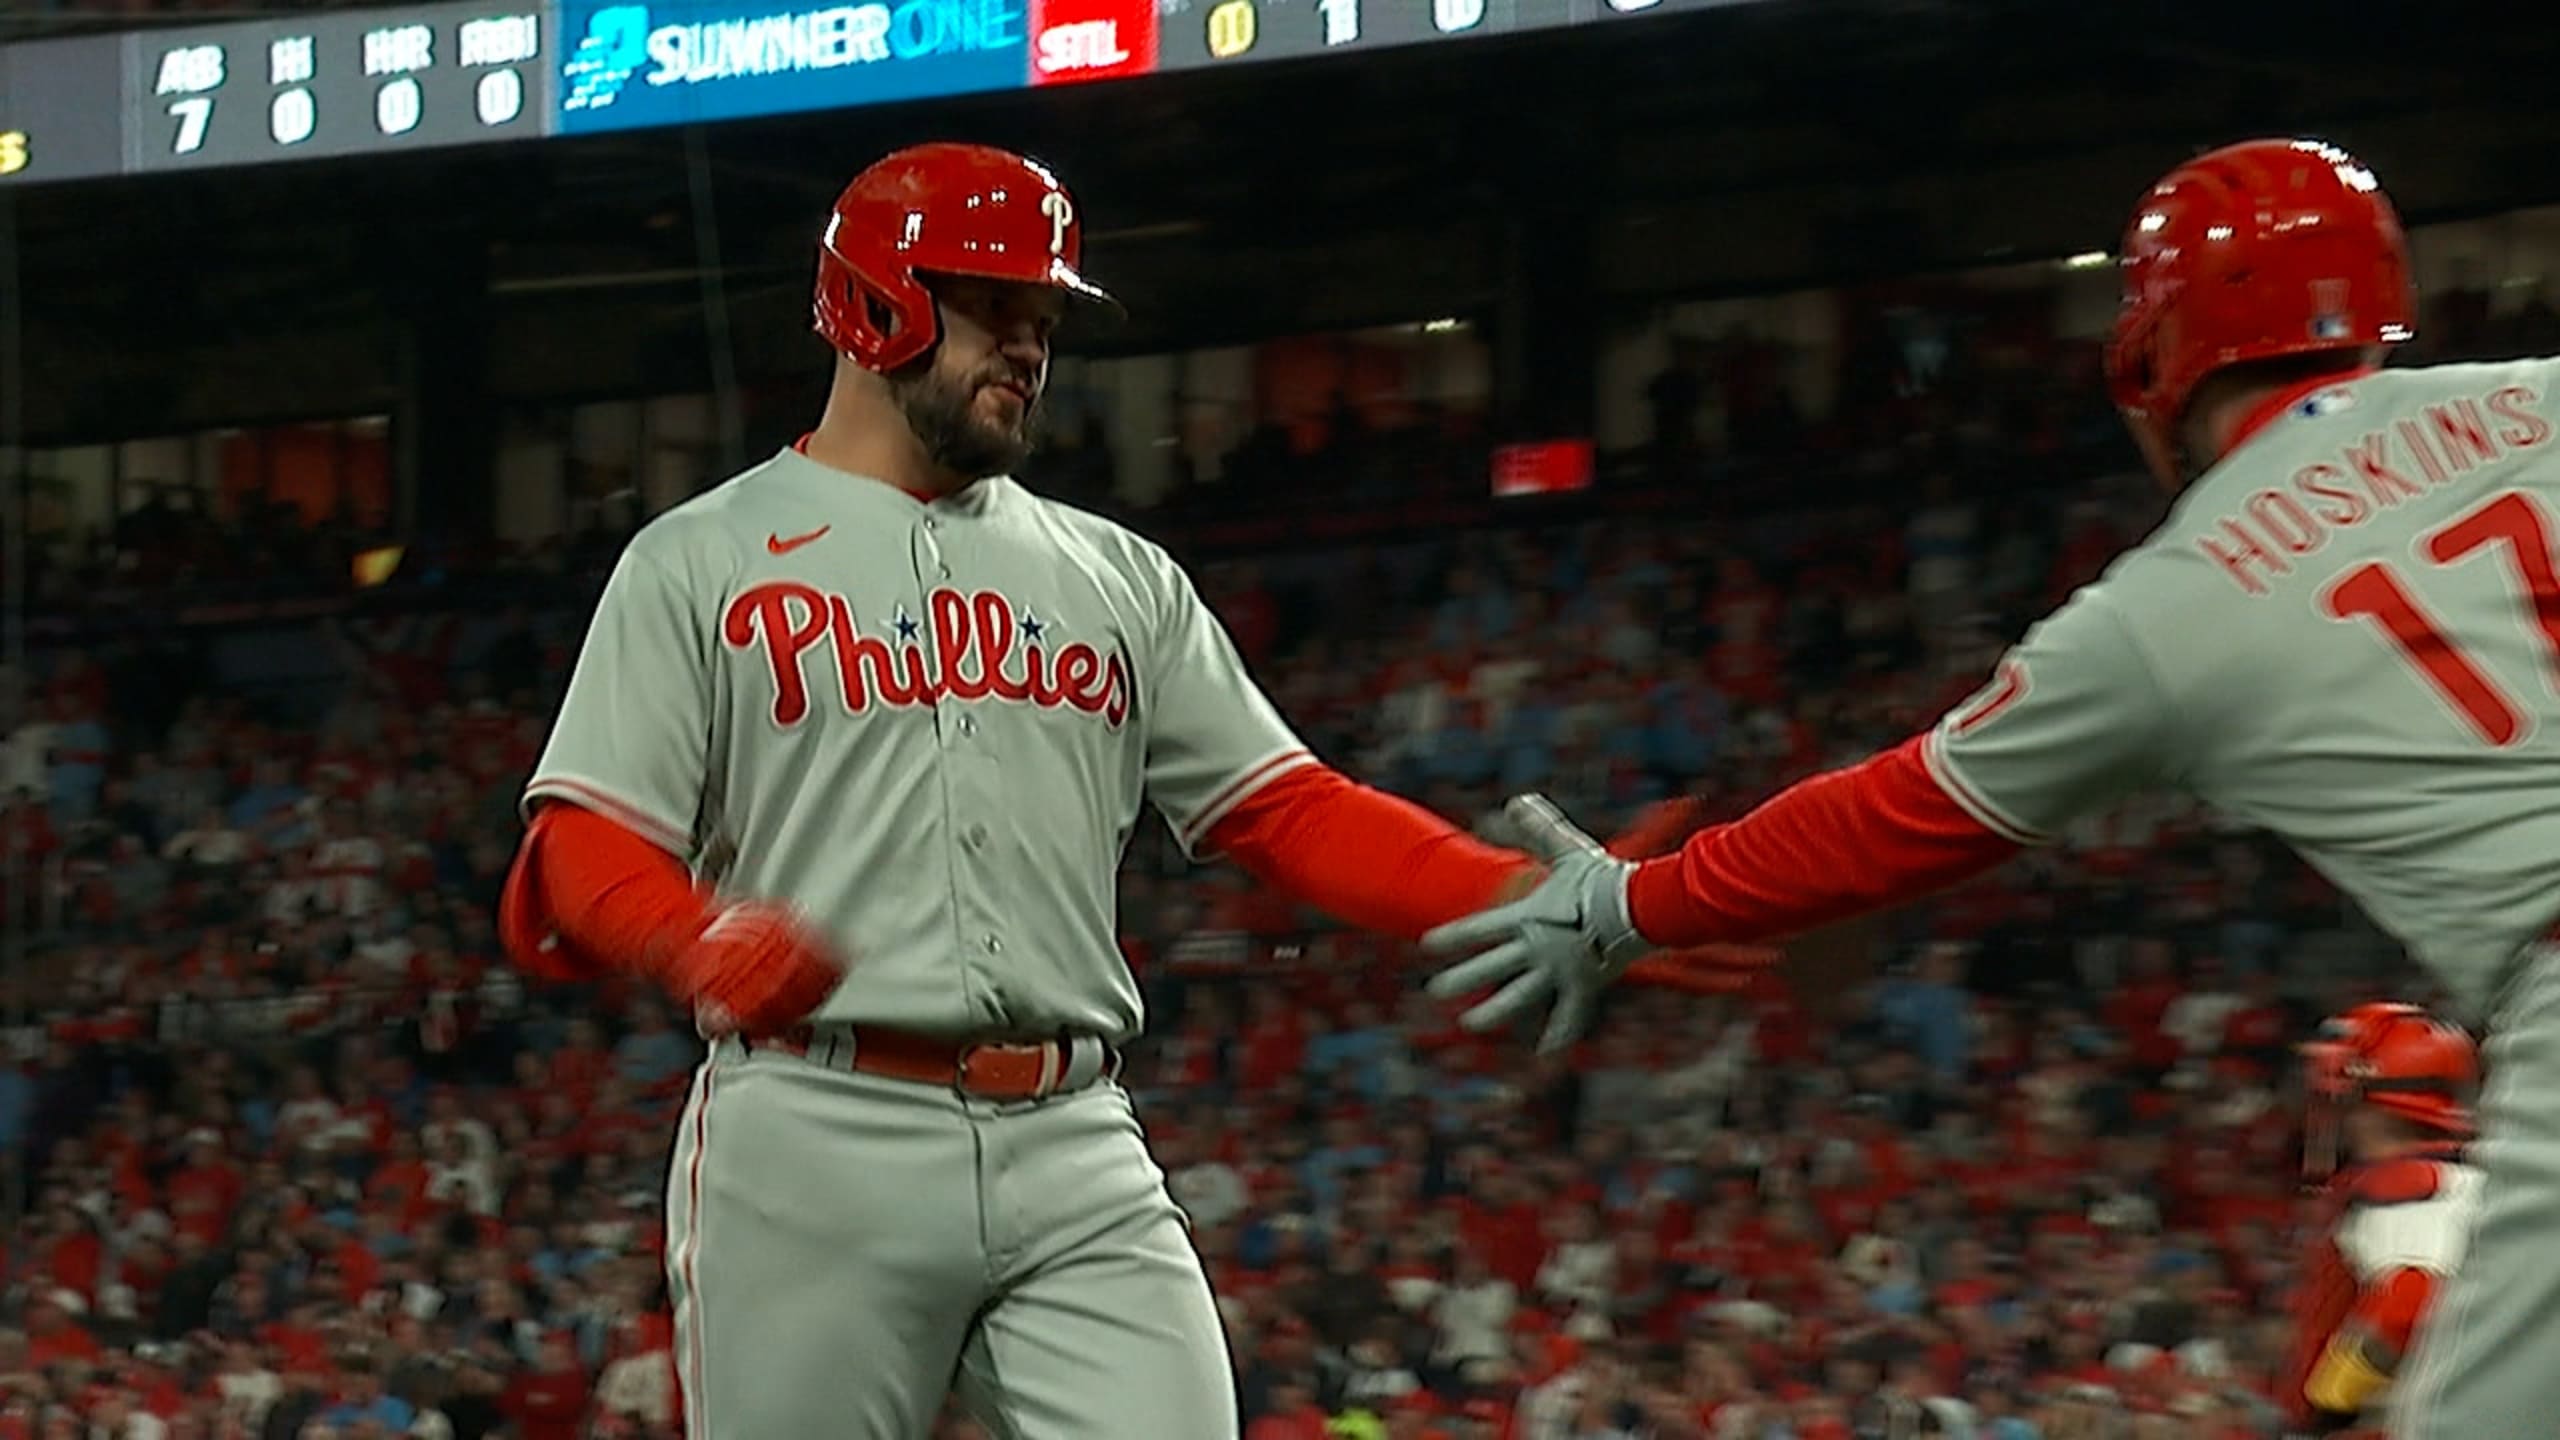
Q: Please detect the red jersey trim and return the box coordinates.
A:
[522,775,693,856]
[1919,728,2046,845]
[1180,748,1317,853]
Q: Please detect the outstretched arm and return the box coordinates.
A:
[1424,591,2180,1047]
[1136,550,1539,938]
[1628,592,2176,949]
[1204,766,1536,940]
[1624,735,2019,946]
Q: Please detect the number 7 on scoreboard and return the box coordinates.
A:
[167,97,212,155]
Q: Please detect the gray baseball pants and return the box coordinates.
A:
[663,1035,1237,1439]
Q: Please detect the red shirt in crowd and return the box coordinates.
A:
[368,1155,435,1229]
[24,1315,101,1370]
[259,1319,331,1376]
[1237,1013,1308,1092]
[548,1043,612,1102]
[502,1363,593,1440]
[1456,1196,1549,1292]
[2105,972,2184,1072]
[36,1229,101,1300]
[1244,1403,1332,1440]
[165,1159,244,1246]
[2225,1002,2288,1054]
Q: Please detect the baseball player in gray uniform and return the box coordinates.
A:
[497,143,1547,1440]
[1420,138,2560,1439]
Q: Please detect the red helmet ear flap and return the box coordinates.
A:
[815,224,943,373]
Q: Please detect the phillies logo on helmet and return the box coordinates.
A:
[724,581,1131,729]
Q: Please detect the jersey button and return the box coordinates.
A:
[957,714,979,738]
[981,934,1002,955]
[965,824,990,849]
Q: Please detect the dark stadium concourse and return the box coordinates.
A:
[7,0,2560,536]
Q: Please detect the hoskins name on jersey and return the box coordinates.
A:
[2201,383,2554,597]
[724,580,1133,729]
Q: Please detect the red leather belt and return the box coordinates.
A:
[756,1024,1121,1102]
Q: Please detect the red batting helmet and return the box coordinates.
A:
[813,142,1117,373]
[2300,1001,2477,1179]
[2104,138,2417,486]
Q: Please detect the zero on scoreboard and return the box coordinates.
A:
[0,0,1750,186]
[119,0,554,174]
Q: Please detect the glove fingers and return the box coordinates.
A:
[1538,987,1597,1055]
[1422,908,1520,957]
[1462,968,1559,1033]
[1506,793,1603,863]
[1425,943,1532,999]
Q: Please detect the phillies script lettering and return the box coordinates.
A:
[724,582,1131,729]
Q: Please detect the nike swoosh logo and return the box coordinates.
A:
[767,525,831,555]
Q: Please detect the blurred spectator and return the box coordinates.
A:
[1246,1374,1330,1440]
[1431,1250,1516,1379]
[498,1332,589,1440]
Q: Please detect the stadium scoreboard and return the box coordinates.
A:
[0,0,552,182]
[0,0,1750,186]
[128,5,551,173]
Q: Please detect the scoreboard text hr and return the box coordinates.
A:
[134,4,550,172]
[0,0,1737,184]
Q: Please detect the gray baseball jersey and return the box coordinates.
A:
[524,446,1313,1040]
[1924,358,2560,1017]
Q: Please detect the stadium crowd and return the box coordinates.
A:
[0,275,2527,1440]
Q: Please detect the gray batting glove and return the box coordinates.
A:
[1422,794,1649,1055]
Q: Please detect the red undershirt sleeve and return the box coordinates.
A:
[1625,734,2021,947]
[1202,766,1535,941]
[2353,1266,2436,1362]
[499,803,711,981]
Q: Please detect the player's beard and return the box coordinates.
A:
[893,359,1040,480]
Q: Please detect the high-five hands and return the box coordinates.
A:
[1423,794,1650,1054]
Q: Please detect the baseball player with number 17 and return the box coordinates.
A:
[1423,138,2560,1440]
[495,142,1562,1440]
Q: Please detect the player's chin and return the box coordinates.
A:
[955,418,1034,477]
